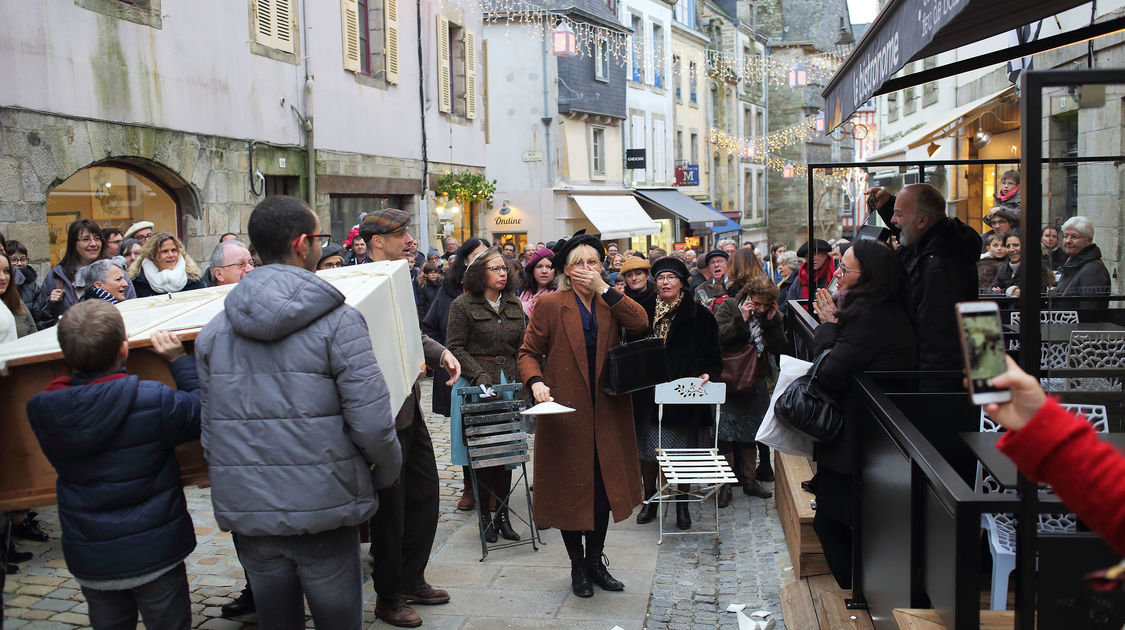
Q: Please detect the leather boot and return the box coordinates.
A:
[480,509,497,543]
[743,480,773,499]
[675,503,691,530]
[456,484,475,511]
[587,554,625,591]
[494,507,521,541]
[635,502,658,524]
[756,444,775,482]
[221,586,255,618]
[570,562,594,597]
[717,484,733,508]
[374,596,423,628]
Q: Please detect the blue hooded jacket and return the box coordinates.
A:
[25,356,202,581]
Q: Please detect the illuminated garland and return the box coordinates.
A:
[705,50,739,84]
[742,53,845,88]
[482,0,631,64]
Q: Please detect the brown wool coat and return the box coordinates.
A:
[517,290,649,531]
[445,292,527,386]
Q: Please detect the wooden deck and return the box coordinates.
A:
[893,608,1014,629]
[774,450,829,577]
[780,574,874,630]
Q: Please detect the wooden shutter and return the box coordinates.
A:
[385,0,400,84]
[254,0,296,54]
[465,30,477,119]
[341,0,361,72]
[437,16,451,113]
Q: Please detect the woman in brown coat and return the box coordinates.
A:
[446,246,527,543]
[518,233,648,598]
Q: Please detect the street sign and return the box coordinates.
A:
[675,163,699,186]
[625,149,646,170]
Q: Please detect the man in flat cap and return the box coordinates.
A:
[697,249,731,304]
[123,220,155,244]
[359,209,462,628]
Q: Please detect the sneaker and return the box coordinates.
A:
[400,582,450,605]
[374,597,423,628]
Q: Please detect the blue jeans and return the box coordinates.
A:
[81,562,191,630]
[235,525,363,630]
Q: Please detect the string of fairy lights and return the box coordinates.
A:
[481,0,631,63]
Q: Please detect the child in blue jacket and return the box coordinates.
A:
[26,300,201,629]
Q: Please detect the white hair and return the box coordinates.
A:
[1061,216,1094,239]
[210,240,248,270]
[74,259,122,289]
[777,250,801,272]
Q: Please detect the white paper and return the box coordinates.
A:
[521,401,576,415]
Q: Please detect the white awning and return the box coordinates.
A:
[868,86,1016,161]
[570,195,661,240]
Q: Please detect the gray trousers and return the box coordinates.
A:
[235,525,363,630]
[81,562,191,630]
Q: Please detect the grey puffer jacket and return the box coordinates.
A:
[195,264,402,536]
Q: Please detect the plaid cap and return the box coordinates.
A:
[361,208,411,235]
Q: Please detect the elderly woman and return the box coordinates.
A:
[632,257,723,531]
[518,233,648,598]
[44,219,138,315]
[129,232,207,297]
[775,250,801,297]
[518,247,557,317]
[76,260,130,304]
[446,246,527,543]
[1056,216,1111,309]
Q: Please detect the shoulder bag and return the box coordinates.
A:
[719,342,764,396]
[603,336,670,396]
[773,349,844,443]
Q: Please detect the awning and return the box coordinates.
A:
[867,86,1016,160]
[569,195,660,240]
[634,189,727,229]
[704,205,744,235]
[822,0,1094,129]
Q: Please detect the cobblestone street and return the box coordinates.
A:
[4,380,793,629]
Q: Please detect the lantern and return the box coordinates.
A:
[782,163,794,179]
[788,61,807,88]
[815,111,825,132]
[552,21,577,58]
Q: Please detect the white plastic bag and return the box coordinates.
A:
[756,354,815,458]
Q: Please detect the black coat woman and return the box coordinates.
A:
[634,257,723,531]
[810,240,917,589]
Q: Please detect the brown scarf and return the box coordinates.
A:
[652,293,683,340]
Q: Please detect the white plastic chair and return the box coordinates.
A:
[976,404,1108,609]
[646,378,736,545]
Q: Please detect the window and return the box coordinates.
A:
[342,0,400,84]
[591,127,606,177]
[631,15,644,83]
[688,61,698,105]
[887,91,899,123]
[672,0,695,29]
[253,0,296,54]
[744,171,753,218]
[904,86,917,115]
[690,132,698,164]
[672,55,682,102]
[595,36,610,81]
[922,58,938,107]
[437,16,477,118]
[75,0,162,28]
[653,119,666,183]
[652,24,664,88]
[675,130,683,161]
[743,106,752,138]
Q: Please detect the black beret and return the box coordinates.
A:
[650,256,690,284]
[796,239,831,257]
[552,230,605,267]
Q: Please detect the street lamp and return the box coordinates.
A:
[787,61,807,88]
[552,21,577,57]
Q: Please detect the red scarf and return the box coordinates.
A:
[796,258,836,299]
[44,372,128,392]
[998,186,1020,203]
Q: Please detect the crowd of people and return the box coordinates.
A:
[1,173,1121,626]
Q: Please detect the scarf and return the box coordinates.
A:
[795,258,836,299]
[140,255,188,294]
[519,288,555,318]
[997,186,1019,203]
[652,293,683,340]
[82,285,120,304]
[742,299,765,356]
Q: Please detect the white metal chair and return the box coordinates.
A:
[646,378,736,546]
[976,404,1109,609]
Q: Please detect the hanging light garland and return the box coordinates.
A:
[705,50,739,84]
[483,0,631,65]
[741,52,845,89]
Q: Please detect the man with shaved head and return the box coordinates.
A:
[866,183,979,370]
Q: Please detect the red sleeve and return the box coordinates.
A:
[997,398,1125,556]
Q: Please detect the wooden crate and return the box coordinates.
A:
[774,450,829,577]
[893,608,1014,629]
[780,574,874,630]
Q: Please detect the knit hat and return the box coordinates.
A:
[619,256,651,276]
[523,247,555,273]
[123,221,154,239]
[427,248,441,259]
[651,256,690,284]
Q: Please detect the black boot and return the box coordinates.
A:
[743,480,773,499]
[756,443,774,482]
[562,531,593,597]
[480,509,497,543]
[717,484,733,508]
[221,586,255,618]
[7,543,32,564]
[635,502,658,524]
[587,554,625,591]
[675,503,691,530]
[494,507,520,541]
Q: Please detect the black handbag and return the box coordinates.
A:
[774,349,844,443]
[603,337,671,395]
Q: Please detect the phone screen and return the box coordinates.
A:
[960,309,1008,395]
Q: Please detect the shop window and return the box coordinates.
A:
[46,165,179,266]
[329,195,408,244]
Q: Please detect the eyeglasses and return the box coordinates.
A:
[9,257,27,265]
[485,264,508,274]
[217,259,255,271]
[77,236,102,244]
[300,234,332,248]
[320,261,345,269]
[655,273,680,284]
[570,260,602,269]
[837,263,861,275]
[1062,233,1089,241]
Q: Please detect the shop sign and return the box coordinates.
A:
[684,236,701,248]
[522,151,543,162]
[626,149,646,170]
[675,164,699,187]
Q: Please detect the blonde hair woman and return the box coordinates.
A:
[128,232,208,297]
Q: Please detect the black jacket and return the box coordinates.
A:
[878,202,979,370]
[1056,244,1111,310]
[15,266,53,330]
[132,268,208,298]
[651,296,723,427]
[25,358,202,581]
[415,277,442,321]
[421,280,461,416]
[812,301,917,475]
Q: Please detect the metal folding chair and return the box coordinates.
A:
[645,378,736,547]
[455,383,541,561]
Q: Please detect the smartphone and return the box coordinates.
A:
[695,288,712,305]
[955,301,1012,405]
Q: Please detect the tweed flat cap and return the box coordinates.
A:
[361,208,411,234]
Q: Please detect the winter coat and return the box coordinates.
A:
[997,397,1125,556]
[421,280,461,416]
[195,264,402,536]
[811,300,917,478]
[131,255,208,298]
[25,358,202,581]
[653,295,723,429]
[517,290,648,530]
[446,292,526,387]
[1056,244,1112,310]
[991,259,1053,296]
[11,299,36,338]
[1044,244,1067,271]
[781,260,837,318]
[15,266,52,330]
[415,277,441,321]
[713,294,787,434]
[977,256,1005,292]
[624,280,659,430]
[44,263,138,315]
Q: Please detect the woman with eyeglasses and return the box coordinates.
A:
[517,233,649,597]
[1056,216,1111,310]
[810,240,917,589]
[444,246,527,543]
[128,232,208,297]
[44,219,138,316]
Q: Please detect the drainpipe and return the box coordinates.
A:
[542,34,554,225]
[301,0,316,208]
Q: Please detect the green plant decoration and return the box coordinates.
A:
[434,172,497,205]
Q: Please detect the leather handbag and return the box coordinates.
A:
[773,349,844,443]
[719,342,764,395]
[603,337,671,395]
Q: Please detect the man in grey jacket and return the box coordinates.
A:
[196,196,402,630]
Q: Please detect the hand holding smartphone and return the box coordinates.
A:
[956,301,1012,405]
